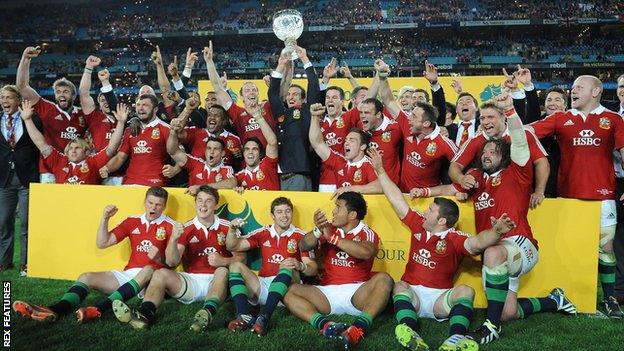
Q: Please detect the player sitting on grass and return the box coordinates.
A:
[13,187,179,323]
[112,186,240,330]
[225,196,318,336]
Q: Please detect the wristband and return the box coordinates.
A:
[421,187,431,197]
[329,234,341,246]
[313,227,322,239]
[504,107,517,118]
[378,71,389,78]
[84,67,93,73]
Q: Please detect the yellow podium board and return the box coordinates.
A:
[29,184,599,312]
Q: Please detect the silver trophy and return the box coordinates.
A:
[272,9,304,60]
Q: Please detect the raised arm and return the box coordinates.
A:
[465,213,516,254]
[169,55,189,100]
[16,46,42,104]
[493,91,530,166]
[105,103,129,157]
[268,52,289,119]
[376,60,401,117]
[300,209,331,251]
[181,47,198,86]
[308,103,331,161]
[96,205,120,249]
[424,61,447,125]
[298,46,320,106]
[203,41,233,107]
[255,104,278,159]
[225,218,252,252]
[152,45,175,107]
[98,69,118,113]
[19,100,51,156]
[340,62,360,90]
[79,55,101,115]
[166,118,188,165]
[368,148,409,218]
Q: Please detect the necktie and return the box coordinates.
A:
[459,121,472,146]
[6,115,16,148]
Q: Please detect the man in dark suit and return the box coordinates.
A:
[268,45,320,191]
[442,92,481,148]
[0,85,42,276]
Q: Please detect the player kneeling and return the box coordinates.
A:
[113,186,239,330]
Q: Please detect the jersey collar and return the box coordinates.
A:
[569,105,606,119]
[269,224,296,238]
[336,220,365,238]
[192,215,220,233]
[347,155,367,168]
[140,213,167,226]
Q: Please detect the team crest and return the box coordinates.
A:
[599,117,611,130]
[215,174,222,182]
[78,116,86,127]
[227,140,234,149]
[353,169,362,182]
[287,239,297,253]
[293,109,301,120]
[381,131,391,142]
[257,170,265,181]
[336,117,345,129]
[155,227,166,241]
[492,175,501,187]
[217,233,226,246]
[426,142,437,156]
[151,128,160,139]
[435,239,447,254]
[79,163,90,173]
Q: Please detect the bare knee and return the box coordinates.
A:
[452,284,475,301]
[483,246,507,267]
[77,272,96,287]
[150,268,170,285]
[371,272,394,291]
[393,281,410,295]
[214,266,228,279]
[229,261,245,273]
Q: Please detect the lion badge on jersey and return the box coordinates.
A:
[492,174,501,187]
[353,169,363,182]
[435,239,447,255]
[151,128,160,139]
[227,139,234,149]
[217,233,226,246]
[426,142,437,156]
[256,170,265,181]
[155,227,166,241]
[382,131,391,142]
[287,239,297,253]
[599,117,611,130]
[215,173,222,182]
[336,117,345,129]
[79,163,90,173]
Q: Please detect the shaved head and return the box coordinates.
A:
[576,75,603,91]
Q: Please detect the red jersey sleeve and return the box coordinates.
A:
[613,114,624,150]
[177,225,194,246]
[362,162,378,182]
[401,208,425,232]
[244,228,264,249]
[119,131,131,155]
[261,154,278,171]
[43,148,67,170]
[33,98,56,122]
[446,231,471,256]
[343,108,361,129]
[183,127,200,144]
[529,112,559,139]
[111,218,132,243]
[355,225,379,246]
[89,149,112,169]
[227,103,245,123]
[526,130,548,161]
[325,150,346,170]
[262,102,275,128]
[451,136,481,167]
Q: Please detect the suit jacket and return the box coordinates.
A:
[0,113,43,187]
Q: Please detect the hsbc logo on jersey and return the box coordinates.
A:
[324,132,343,146]
[245,118,260,132]
[133,140,153,154]
[136,240,153,253]
[268,253,284,264]
[407,151,426,168]
[573,129,601,146]
[61,126,79,140]
[66,175,84,185]
[331,251,354,267]
[199,247,217,256]
[412,248,436,269]
[475,192,495,211]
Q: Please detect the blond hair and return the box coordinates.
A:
[1,85,22,101]
[63,138,91,155]
[53,78,77,97]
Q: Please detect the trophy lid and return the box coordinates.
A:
[272,9,304,41]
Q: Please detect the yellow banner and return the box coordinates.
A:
[198,76,507,109]
[29,184,599,312]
